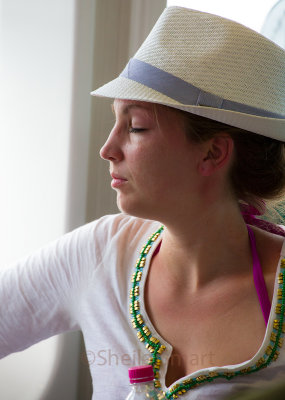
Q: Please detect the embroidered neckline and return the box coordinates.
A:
[129,226,285,399]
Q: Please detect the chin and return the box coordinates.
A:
[117,198,161,221]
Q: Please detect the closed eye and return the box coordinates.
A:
[129,127,146,133]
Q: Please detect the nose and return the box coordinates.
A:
[100,126,124,162]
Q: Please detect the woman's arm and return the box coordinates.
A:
[0,220,98,358]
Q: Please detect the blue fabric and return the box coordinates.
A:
[120,58,285,119]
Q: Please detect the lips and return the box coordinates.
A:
[111,173,127,180]
[110,172,128,188]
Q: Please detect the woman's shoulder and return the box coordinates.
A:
[71,213,161,246]
[252,225,285,271]
[251,225,285,300]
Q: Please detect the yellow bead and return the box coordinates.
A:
[208,372,219,378]
[278,273,283,284]
[157,345,166,354]
[130,286,139,298]
[182,378,193,385]
[144,245,152,254]
[275,304,282,314]
[266,345,273,356]
[143,326,151,336]
[224,372,235,378]
[139,259,146,268]
[196,375,206,382]
[137,332,145,342]
[274,319,280,330]
[151,233,160,241]
[256,357,265,367]
[134,300,140,311]
[150,336,159,344]
[241,367,251,374]
[136,271,142,282]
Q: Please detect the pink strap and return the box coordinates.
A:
[241,203,285,237]
[247,225,271,325]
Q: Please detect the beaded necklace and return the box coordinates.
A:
[129,226,285,399]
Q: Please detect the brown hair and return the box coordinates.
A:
[176,110,285,207]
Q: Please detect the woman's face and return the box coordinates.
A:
[100,99,207,221]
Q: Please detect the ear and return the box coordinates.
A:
[198,134,234,177]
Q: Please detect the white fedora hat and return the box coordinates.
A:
[91,6,285,141]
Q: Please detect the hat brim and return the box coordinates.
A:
[91,76,285,141]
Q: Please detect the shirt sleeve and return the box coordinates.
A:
[0,219,100,359]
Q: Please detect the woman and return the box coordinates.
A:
[1,6,285,399]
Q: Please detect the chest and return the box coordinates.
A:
[145,274,269,386]
[164,310,265,386]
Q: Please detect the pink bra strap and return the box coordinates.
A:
[247,225,271,325]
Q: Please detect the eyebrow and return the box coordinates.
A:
[111,102,152,115]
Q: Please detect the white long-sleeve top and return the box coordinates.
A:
[1,213,285,399]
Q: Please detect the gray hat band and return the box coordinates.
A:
[120,58,285,120]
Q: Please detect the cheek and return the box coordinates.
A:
[143,150,184,190]
[127,142,158,170]
[127,138,197,188]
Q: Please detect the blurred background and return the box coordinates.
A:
[0,0,284,398]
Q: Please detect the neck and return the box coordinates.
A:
[156,201,251,292]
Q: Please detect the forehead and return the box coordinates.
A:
[112,99,154,114]
[112,99,183,123]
